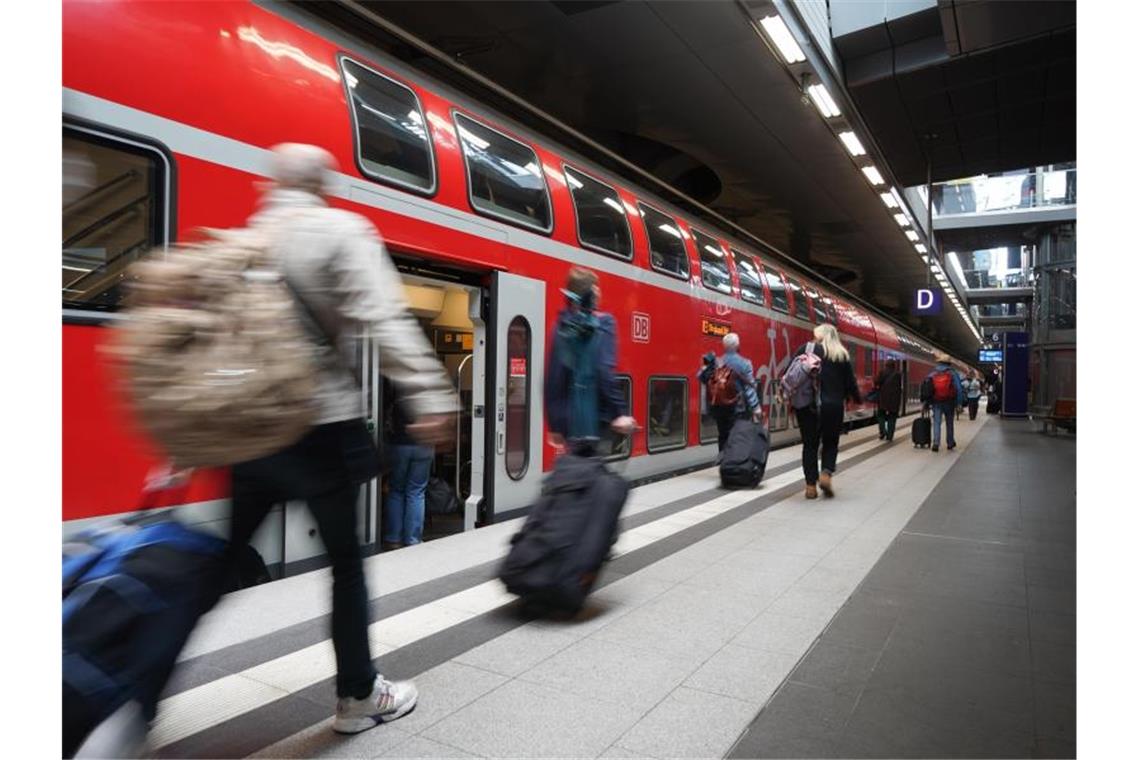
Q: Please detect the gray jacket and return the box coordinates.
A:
[248,188,457,424]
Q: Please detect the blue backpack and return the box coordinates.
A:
[63,518,226,755]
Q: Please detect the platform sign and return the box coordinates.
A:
[911,288,942,316]
[632,312,651,343]
[978,348,1003,363]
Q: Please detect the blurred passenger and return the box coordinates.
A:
[213,144,456,735]
[924,352,964,452]
[872,358,903,442]
[788,324,861,498]
[382,379,434,550]
[964,370,984,420]
[545,267,637,456]
[697,333,762,452]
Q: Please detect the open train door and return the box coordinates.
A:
[476,272,546,523]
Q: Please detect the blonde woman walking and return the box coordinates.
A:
[788,323,861,498]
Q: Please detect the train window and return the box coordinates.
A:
[805,286,828,323]
[827,301,840,325]
[692,229,732,295]
[454,112,552,233]
[761,265,789,313]
[505,315,531,480]
[639,203,690,280]
[865,347,874,376]
[341,58,435,194]
[699,383,719,445]
[789,279,811,320]
[731,249,764,305]
[564,165,632,260]
[598,375,633,460]
[62,128,169,310]
[648,376,688,453]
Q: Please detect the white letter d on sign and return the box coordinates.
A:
[917,289,934,310]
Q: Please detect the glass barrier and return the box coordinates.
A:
[931,168,1075,216]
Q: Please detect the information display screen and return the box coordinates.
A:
[978,348,1003,363]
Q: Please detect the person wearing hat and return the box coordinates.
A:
[924,351,965,452]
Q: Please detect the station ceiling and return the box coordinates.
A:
[301,0,1074,358]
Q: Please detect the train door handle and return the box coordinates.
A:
[496,429,505,455]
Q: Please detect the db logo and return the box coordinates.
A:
[632,312,651,343]
[715,301,732,316]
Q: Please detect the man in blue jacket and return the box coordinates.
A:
[924,352,965,452]
[545,267,637,456]
[698,333,762,452]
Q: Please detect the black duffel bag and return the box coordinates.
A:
[719,418,770,489]
[500,453,629,615]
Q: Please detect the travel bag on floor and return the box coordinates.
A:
[499,453,629,614]
[912,409,932,448]
[719,418,770,489]
[63,516,226,758]
[987,394,1000,414]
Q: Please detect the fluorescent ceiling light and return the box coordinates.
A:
[861,165,884,185]
[838,131,866,156]
[603,197,625,214]
[807,83,841,118]
[880,191,899,208]
[915,243,928,253]
[759,15,806,64]
[893,213,909,227]
[905,230,920,241]
[658,224,682,239]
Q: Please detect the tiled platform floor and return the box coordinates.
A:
[729,419,1076,759]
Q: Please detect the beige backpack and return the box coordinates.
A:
[106,229,319,468]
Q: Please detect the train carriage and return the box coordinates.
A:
[62,0,939,575]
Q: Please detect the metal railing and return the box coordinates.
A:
[929,168,1075,217]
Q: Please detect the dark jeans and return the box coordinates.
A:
[968,398,980,420]
[712,405,743,452]
[795,404,844,485]
[227,421,378,699]
[877,410,898,440]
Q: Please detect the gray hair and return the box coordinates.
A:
[269,143,337,193]
[722,333,740,351]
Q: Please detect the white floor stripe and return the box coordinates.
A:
[150,433,893,748]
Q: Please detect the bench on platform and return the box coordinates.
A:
[1036,398,1076,435]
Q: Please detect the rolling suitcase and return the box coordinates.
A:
[911,409,932,448]
[500,453,629,615]
[63,516,226,757]
[719,418,770,489]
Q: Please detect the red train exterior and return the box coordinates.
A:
[62,1,938,532]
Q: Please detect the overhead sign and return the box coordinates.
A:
[701,318,731,338]
[632,312,651,343]
[978,349,1003,363]
[911,288,943,316]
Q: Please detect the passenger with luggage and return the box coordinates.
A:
[382,379,435,550]
[963,370,984,420]
[872,358,903,442]
[103,143,459,747]
[697,333,762,452]
[920,352,964,452]
[781,323,861,499]
[500,267,637,615]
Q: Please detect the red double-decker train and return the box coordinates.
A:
[62,0,940,571]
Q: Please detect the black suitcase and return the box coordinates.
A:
[720,418,770,489]
[986,394,1000,414]
[500,454,629,614]
[912,410,932,448]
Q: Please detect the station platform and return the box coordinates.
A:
[146,413,1075,759]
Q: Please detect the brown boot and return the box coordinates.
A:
[819,471,834,498]
[805,484,818,499]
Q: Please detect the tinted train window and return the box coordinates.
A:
[648,377,687,452]
[789,279,810,320]
[805,286,828,323]
[505,316,531,480]
[341,58,434,193]
[640,203,689,279]
[454,113,552,232]
[565,166,632,259]
[598,376,633,460]
[827,301,840,325]
[865,347,874,377]
[63,129,168,310]
[731,249,764,305]
[692,229,732,294]
[700,383,719,444]
[761,265,789,313]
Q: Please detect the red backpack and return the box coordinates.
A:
[708,363,740,407]
[931,370,955,402]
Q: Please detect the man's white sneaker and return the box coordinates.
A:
[332,677,418,735]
